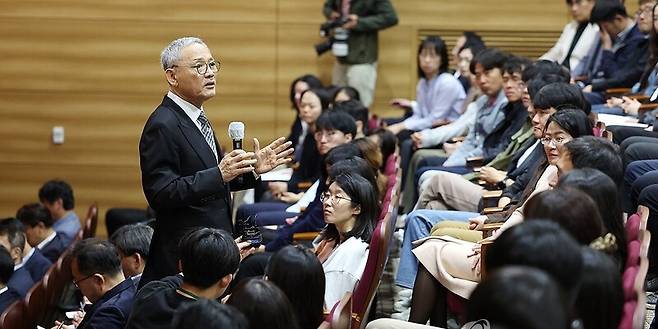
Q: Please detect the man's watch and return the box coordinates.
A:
[496,178,508,190]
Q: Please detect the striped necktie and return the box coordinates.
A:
[197,111,218,159]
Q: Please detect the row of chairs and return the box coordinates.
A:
[320,149,402,329]
[619,205,651,329]
[0,204,98,329]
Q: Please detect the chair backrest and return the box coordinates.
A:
[330,292,353,329]
[350,214,391,329]
[625,214,640,243]
[638,205,650,233]
[626,240,640,269]
[83,203,99,239]
[384,153,397,177]
[0,301,25,329]
[24,280,47,328]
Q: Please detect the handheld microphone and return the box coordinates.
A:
[228,122,245,150]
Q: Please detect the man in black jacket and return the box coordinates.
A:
[139,37,292,287]
[125,228,240,329]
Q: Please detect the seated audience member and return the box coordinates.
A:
[451,32,486,94]
[367,128,398,172]
[415,56,531,181]
[39,179,80,241]
[16,203,69,263]
[265,245,325,329]
[574,247,623,329]
[0,217,50,296]
[332,86,361,104]
[523,188,607,245]
[387,35,466,139]
[227,279,301,329]
[232,156,379,286]
[125,228,241,329]
[541,0,598,75]
[369,221,584,328]
[598,1,658,122]
[315,173,380,308]
[578,0,648,104]
[0,247,19,313]
[353,137,388,196]
[263,112,358,251]
[557,168,626,267]
[334,99,369,138]
[288,74,324,158]
[55,238,135,329]
[413,48,509,173]
[110,223,154,287]
[269,88,332,198]
[171,299,248,329]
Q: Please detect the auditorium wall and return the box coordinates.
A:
[0,0,637,237]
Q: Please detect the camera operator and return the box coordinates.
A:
[322,0,398,108]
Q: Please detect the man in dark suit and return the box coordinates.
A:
[0,217,51,296]
[53,238,135,329]
[139,37,293,287]
[110,224,153,288]
[0,247,20,312]
[17,203,70,262]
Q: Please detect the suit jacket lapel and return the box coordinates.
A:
[162,96,218,168]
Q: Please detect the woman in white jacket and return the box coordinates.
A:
[541,0,598,75]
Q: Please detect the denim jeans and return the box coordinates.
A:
[395,209,478,288]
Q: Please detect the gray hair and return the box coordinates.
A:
[160,37,207,70]
[110,223,154,259]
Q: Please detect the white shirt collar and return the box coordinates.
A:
[15,247,35,271]
[167,91,205,131]
[37,231,57,250]
[0,287,7,295]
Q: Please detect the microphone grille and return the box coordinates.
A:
[228,121,245,140]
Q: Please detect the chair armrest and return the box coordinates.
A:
[481,207,504,215]
[482,190,503,199]
[479,239,495,280]
[293,232,320,241]
[606,88,632,96]
[634,95,649,102]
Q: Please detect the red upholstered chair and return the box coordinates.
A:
[24,280,48,328]
[622,266,639,301]
[384,154,397,177]
[0,301,25,329]
[618,300,637,329]
[82,203,99,239]
[626,240,640,269]
[349,214,391,329]
[625,214,640,243]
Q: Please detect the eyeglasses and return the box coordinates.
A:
[320,192,352,205]
[540,136,569,147]
[171,60,220,75]
[637,6,653,17]
[73,273,95,288]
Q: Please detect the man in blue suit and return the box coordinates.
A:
[54,238,135,329]
[0,217,51,297]
[17,203,70,262]
[0,247,20,312]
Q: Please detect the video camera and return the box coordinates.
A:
[314,17,350,57]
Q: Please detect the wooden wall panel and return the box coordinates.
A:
[0,18,276,97]
[0,1,277,23]
[1,0,616,237]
